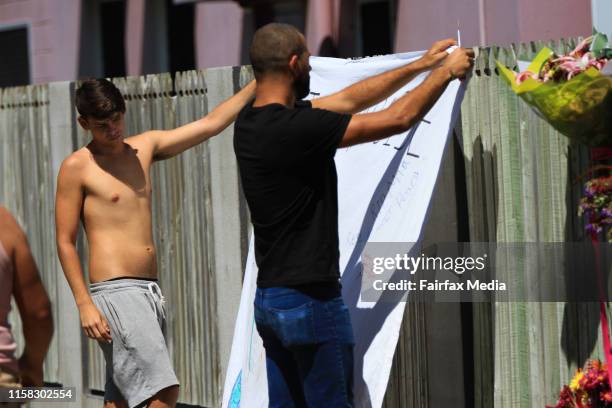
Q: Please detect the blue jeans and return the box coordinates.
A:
[254,286,355,408]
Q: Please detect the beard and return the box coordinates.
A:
[293,73,311,100]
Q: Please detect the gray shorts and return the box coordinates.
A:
[91,279,179,408]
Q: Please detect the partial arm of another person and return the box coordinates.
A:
[6,215,54,387]
[55,157,111,343]
[312,39,457,114]
[148,80,256,160]
[340,47,474,147]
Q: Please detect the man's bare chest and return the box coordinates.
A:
[82,153,153,207]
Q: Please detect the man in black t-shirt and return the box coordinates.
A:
[235,23,474,407]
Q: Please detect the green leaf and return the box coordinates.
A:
[591,31,609,58]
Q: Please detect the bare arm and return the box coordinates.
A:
[55,157,111,343]
[340,48,474,147]
[149,80,256,161]
[1,211,53,386]
[13,229,53,386]
[312,39,456,114]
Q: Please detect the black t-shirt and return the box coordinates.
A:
[234,100,351,288]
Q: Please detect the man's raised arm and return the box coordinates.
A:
[55,157,111,343]
[339,47,474,147]
[311,39,456,114]
[148,80,256,161]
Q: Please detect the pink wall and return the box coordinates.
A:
[126,0,145,76]
[0,0,594,83]
[394,0,592,52]
[484,0,591,45]
[305,0,342,55]
[517,0,592,43]
[195,1,244,69]
[0,0,81,84]
[395,0,483,51]
[193,0,345,67]
[305,0,334,54]
[481,0,520,46]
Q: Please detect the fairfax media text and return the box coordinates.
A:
[373,279,507,292]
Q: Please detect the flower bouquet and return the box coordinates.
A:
[549,360,612,408]
[497,29,612,146]
[578,173,612,242]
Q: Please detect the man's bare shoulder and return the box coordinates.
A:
[124,131,159,148]
[58,148,90,183]
[0,206,26,250]
[0,206,20,229]
[123,132,160,163]
[63,148,92,168]
[0,206,15,229]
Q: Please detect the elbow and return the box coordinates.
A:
[389,110,418,134]
[202,114,225,138]
[345,100,361,115]
[56,237,76,254]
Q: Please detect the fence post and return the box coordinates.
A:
[44,81,85,408]
[204,66,247,402]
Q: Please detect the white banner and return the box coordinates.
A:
[223,52,465,408]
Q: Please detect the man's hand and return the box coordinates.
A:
[420,39,457,70]
[79,302,112,343]
[441,47,475,80]
[312,40,458,114]
[18,355,43,387]
[341,44,473,147]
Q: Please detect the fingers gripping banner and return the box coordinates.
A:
[223,52,466,408]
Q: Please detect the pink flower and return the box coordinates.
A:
[552,56,576,64]
[515,70,538,85]
[569,37,592,58]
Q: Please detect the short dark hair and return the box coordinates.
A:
[75,78,126,119]
[249,23,307,76]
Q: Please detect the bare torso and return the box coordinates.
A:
[74,136,157,283]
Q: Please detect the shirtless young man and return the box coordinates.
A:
[55,78,255,408]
